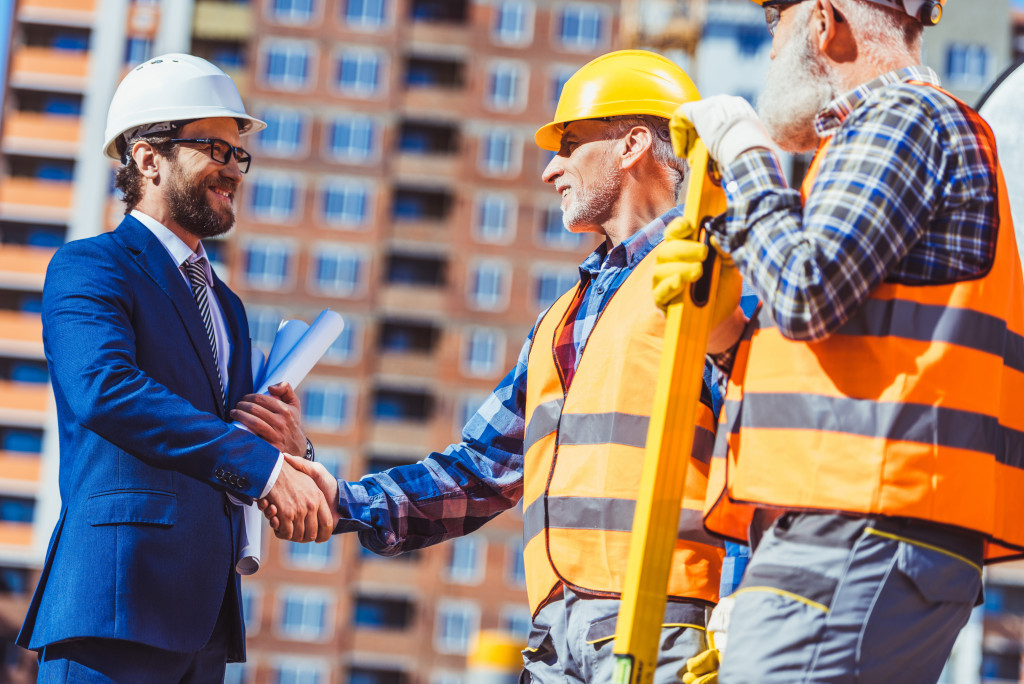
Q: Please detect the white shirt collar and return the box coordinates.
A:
[130,209,213,285]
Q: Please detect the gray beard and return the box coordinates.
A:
[562,163,621,233]
[757,16,838,154]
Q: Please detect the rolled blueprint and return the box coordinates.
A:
[231,309,344,575]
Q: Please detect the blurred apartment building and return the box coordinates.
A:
[0,1,1021,683]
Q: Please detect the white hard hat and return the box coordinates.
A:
[103,53,266,162]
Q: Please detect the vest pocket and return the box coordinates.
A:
[86,489,177,527]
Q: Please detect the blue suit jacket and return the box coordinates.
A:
[17,215,279,660]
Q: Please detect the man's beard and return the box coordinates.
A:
[757,10,838,154]
[166,160,236,240]
[562,157,621,233]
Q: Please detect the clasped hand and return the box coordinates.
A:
[231,382,339,543]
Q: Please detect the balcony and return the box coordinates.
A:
[193,1,253,41]
[17,0,95,27]
[2,111,81,158]
[0,380,49,428]
[0,178,73,224]
[10,46,90,93]
[0,311,44,359]
[0,245,54,291]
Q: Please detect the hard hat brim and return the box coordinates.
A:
[103,109,266,161]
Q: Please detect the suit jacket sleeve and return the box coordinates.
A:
[42,238,278,501]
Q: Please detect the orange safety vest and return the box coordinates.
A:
[523,240,724,616]
[704,84,1024,561]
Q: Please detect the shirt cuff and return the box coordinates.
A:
[259,452,285,498]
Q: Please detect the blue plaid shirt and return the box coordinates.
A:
[334,207,693,554]
[715,66,998,341]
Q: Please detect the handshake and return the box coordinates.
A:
[232,381,340,544]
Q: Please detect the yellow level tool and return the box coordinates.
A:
[611,138,727,684]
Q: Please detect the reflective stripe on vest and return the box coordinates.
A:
[704,84,1024,560]
[523,240,723,615]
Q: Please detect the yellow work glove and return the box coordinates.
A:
[679,646,719,684]
[653,218,742,330]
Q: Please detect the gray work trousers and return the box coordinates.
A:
[520,585,709,684]
[720,512,983,684]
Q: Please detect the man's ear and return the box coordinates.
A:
[815,0,854,63]
[620,125,654,170]
[131,141,161,182]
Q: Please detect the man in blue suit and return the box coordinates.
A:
[17,54,334,682]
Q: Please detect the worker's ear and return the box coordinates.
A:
[815,0,853,61]
[131,141,162,182]
[620,124,653,170]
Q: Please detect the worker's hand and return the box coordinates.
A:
[672,95,774,166]
[677,595,734,684]
[653,218,742,332]
[261,455,334,543]
[261,454,341,538]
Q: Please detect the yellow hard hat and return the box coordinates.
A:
[534,50,700,151]
[749,0,944,25]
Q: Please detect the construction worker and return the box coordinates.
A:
[18,54,330,682]
[654,1,1024,682]
[248,50,725,683]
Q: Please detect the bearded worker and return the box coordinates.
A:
[251,50,725,683]
[18,54,332,682]
[654,1,1024,682]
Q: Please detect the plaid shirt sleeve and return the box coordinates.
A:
[715,85,991,341]
[333,326,534,555]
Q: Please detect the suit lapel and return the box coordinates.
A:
[111,216,227,418]
[211,272,252,408]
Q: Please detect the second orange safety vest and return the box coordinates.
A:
[704,84,1024,561]
[523,240,724,616]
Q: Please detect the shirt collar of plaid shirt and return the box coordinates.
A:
[813,65,941,137]
[576,205,687,285]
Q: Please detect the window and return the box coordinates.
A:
[223,663,250,684]
[501,605,533,641]
[467,260,509,310]
[493,1,533,45]
[946,44,991,88]
[302,380,353,430]
[323,316,360,364]
[474,193,515,243]
[274,657,328,684]
[373,388,433,422]
[486,61,527,111]
[380,319,440,353]
[277,588,333,641]
[1,429,42,453]
[247,306,284,351]
[257,109,307,157]
[463,327,504,377]
[392,188,452,221]
[310,244,366,296]
[242,238,294,290]
[247,173,300,222]
[349,667,409,684]
[550,66,575,109]
[240,583,262,635]
[353,595,413,629]
[538,206,586,250]
[326,115,377,163]
[534,268,579,310]
[507,538,526,586]
[261,40,314,91]
[320,178,371,228]
[386,253,447,286]
[446,534,486,584]
[344,0,387,28]
[284,537,337,570]
[125,37,151,65]
[434,600,479,654]
[479,130,518,176]
[269,0,315,24]
[0,497,34,523]
[335,49,384,97]
[557,5,604,51]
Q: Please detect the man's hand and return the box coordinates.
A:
[231,382,306,456]
[672,95,774,166]
[261,454,341,538]
[262,455,333,543]
[653,218,742,332]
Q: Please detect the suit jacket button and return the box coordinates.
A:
[229,474,238,487]
[237,476,249,490]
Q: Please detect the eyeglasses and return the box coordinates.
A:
[168,138,252,173]
[763,0,806,36]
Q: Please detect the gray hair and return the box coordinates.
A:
[604,114,689,198]
[833,0,924,66]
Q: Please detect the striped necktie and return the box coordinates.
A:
[183,257,226,410]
